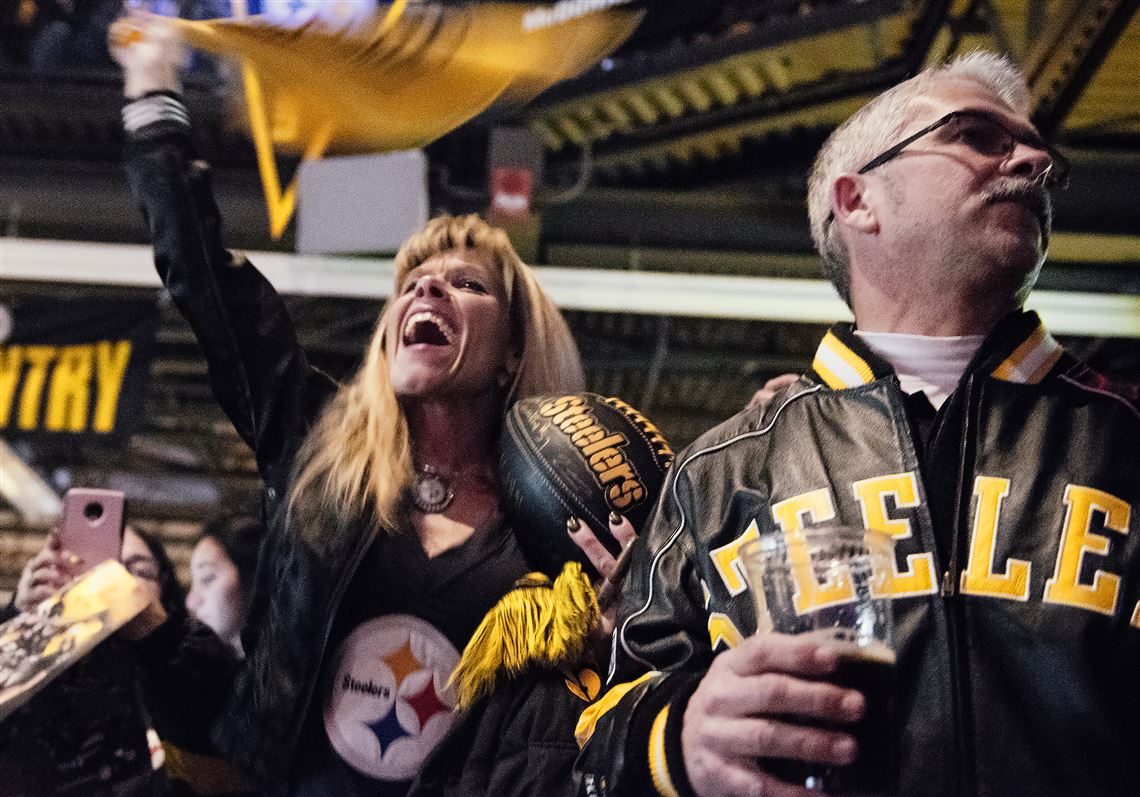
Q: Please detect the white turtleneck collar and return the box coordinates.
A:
[854,330,985,409]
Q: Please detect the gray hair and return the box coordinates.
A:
[807,51,1032,305]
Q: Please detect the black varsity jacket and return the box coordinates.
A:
[575,313,1140,797]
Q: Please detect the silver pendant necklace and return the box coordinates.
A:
[413,464,455,514]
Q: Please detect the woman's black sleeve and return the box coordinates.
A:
[123,119,338,491]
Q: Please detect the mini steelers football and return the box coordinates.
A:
[499,392,674,577]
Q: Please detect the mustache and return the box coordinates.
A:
[982,177,1053,235]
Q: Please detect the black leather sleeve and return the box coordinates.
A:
[123,121,337,494]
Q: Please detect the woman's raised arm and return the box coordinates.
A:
[111,15,336,492]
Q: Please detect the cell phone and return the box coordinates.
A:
[57,488,127,574]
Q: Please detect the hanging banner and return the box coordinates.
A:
[0,299,159,442]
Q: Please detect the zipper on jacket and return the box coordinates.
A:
[945,374,979,796]
[891,376,965,793]
[941,570,955,596]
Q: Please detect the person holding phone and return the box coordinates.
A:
[10,521,178,617]
[1,524,190,794]
[109,13,633,796]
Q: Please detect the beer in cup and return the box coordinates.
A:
[741,526,896,795]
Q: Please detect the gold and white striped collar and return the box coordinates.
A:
[989,320,1064,384]
[811,328,881,389]
[809,313,1066,390]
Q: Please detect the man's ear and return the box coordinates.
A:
[832,173,879,234]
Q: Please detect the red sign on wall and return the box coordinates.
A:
[490,167,534,220]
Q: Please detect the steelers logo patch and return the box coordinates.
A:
[322,615,459,781]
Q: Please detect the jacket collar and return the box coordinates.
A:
[982,310,1066,384]
[809,310,1065,390]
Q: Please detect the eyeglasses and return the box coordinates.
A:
[856,109,1070,189]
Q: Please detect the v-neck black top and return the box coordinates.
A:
[292,511,531,797]
[335,511,523,651]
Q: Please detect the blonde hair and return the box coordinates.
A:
[807,51,1031,305]
[287,214,584,537]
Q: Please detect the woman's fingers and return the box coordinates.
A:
[27,565,70,590]
[18,585,60,612]
[567,514,641,637]
[565,513,639,583]
[14,542,82,612]
[595,516,638,609]
[566,516,617,579]
[608,512,637,550]
[27,543,60,569]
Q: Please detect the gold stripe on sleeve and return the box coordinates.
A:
[574,671,657,747]
[649,705,682,797]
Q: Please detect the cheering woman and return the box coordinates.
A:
[112,15,594,796]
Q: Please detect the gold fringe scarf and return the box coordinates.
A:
[450,561,600,711]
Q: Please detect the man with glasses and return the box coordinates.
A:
[576,52,1138,797]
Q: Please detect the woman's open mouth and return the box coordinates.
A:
[402,311,458,347]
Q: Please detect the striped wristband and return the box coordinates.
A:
[122,93,190,133]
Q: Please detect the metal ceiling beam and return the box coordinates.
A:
[536,0,912,105]
[1025,0,1139,137]
[532,0,954,175]
[583,95,874,178]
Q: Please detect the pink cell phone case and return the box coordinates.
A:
[57,489,125,573]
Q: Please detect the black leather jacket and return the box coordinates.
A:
[124,117,378,784]
[411,665,601,797]
[576,314,1140,797]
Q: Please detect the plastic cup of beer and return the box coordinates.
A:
[740,526,896,796]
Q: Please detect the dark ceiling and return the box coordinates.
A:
[1,0,1138,570]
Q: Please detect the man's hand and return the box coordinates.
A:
[14,532,82,613]
[747,373,799,411]
[108,13,187,99]
[682,632,865,797]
